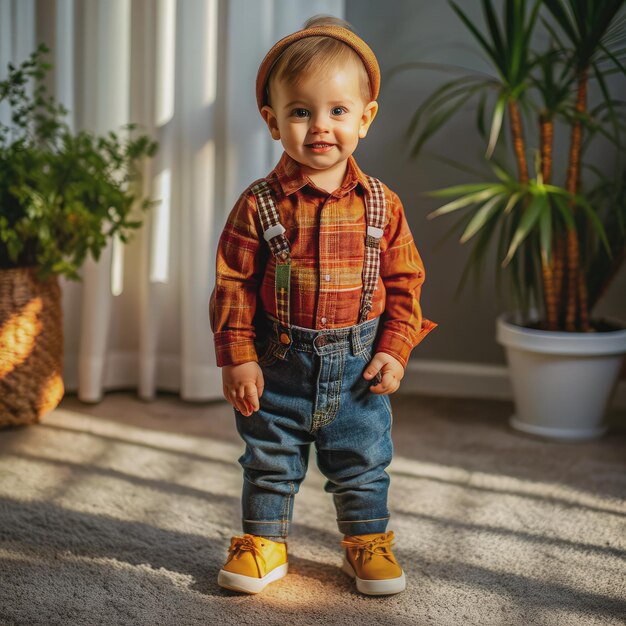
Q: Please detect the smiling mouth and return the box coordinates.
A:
[306,142,335,149]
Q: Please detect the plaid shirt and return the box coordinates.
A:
[210,152,437,368]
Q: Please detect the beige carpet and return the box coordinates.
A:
[0,392,625,626]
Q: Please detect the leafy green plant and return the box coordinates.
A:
[402,0,625,331]
[0,44,158,280]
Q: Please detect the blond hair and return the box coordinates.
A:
[266,15,371,106]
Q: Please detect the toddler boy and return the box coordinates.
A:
[210,15,437,596]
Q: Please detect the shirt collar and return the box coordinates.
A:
[271,151,371,197]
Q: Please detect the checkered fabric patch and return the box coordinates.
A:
[250,181,291,258]
[250,180,291,330]
[359,176,387,323]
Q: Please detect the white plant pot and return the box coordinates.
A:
[496,312,626,441]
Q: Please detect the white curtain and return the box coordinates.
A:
[1,0,344,402]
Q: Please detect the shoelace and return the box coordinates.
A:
[340,533,397,564]
[228,535,267,576]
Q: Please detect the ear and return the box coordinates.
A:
[358,101,378,139]
[261,105,281,141]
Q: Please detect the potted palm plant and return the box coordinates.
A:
[0,45,158,427]
[402,0,626,439]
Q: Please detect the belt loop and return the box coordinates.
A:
[351,322,363,356]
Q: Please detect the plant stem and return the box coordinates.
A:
[553,234,566,326]
[508,100,529,184]
[540,112,558,330]
[565,68,589,332]
[539,113,553,183]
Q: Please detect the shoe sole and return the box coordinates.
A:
[341,557,406,596]
[217,563,288,594]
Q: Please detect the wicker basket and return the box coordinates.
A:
[0,267,64,426]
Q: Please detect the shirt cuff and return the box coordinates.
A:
[213,331,258,367]
[375,318,439,368]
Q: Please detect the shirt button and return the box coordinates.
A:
[320,317,327,325]
[324,274,331,282]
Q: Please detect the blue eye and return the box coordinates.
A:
[331,107,346,116]
[292,108,309,118]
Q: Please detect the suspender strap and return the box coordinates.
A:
[359,176,386,323]
[250,181,291,258]
[250,180,292,349]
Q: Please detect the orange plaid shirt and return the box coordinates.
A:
[210,152,437,368]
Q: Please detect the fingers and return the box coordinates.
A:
[362,354,386,381]
[368,370,400,395]
[256,369,265,400]
[241,382,260,415]
[221,362,266,417]
[225,387,242,415]
[224,381,262,417]
[363,352,404,395]
[238,383,258,417]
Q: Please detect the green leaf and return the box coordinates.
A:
[539,198,553,265]
[486,92,507,158]
[408,76,485,137]
[0,45,158,279]
[503,191,523,214]
[426,182,499,198]
[552,195,576,229]
[410,91,476,159]
[542,0,578,45]
[599,42,626,73]
[502,194,546,266]
[459,193,503,242]
[482,0,505,60]
[573,194,613,257]
[428,186,504,218]
[454,204,501,299]
[449,1,499,69]
[491,162,517,185]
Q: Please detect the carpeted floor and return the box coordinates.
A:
[0,392,625,626]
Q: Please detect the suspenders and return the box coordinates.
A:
[250,181,293,347]
[360,177,386,323]
[250,176,386,348]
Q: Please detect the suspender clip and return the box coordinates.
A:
[367,226,384,239]
[263,224,286,242]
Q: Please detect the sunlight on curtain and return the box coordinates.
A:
[155,0,175,127]
[150,169,171,283]
[203,0,218,106]
[111,236,125,297]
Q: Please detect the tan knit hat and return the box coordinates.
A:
[255,25,380,113]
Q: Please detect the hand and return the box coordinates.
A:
[222,361,265,416]
[362,352,405,395]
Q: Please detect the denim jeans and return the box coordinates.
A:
[234,314,394,539]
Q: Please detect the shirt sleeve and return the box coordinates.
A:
[376,190,438,368]
[209,190,265,367]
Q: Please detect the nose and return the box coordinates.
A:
[309,111,329,134]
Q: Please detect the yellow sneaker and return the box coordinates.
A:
[217,534,288,594]
[341,530,406,595]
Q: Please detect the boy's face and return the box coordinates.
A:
[261,60,378,181]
